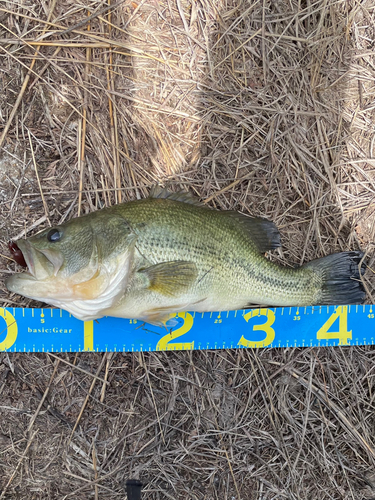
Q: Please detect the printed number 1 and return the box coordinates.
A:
[316,306,351,345]
[84,321,94,351]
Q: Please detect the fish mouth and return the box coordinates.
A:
[13,240,62,281]
[14,240,35,277]
[6,239,65,299]
[8,241,27,267]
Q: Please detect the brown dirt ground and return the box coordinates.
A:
[1,0,375,499]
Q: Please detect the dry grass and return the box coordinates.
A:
[1,0,375,498]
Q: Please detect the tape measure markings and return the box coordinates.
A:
[0,305,374,352]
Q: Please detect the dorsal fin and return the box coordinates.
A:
[226,212,281,252]
[149,185,203,206]
[149,185,280,252]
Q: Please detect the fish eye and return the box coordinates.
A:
[47,229,62,242]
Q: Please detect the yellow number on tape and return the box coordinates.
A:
[0,308,18,351]
[84,321,94,351]
[316,306,351,345]
[156,313,194,351]
[238,309,276,348]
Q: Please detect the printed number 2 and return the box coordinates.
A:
[316,306,351,345]
[238,309,276,348]
[156,313,194,351]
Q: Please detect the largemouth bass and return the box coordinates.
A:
[6,187,366,323]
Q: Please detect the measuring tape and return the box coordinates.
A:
[0,305,374,352]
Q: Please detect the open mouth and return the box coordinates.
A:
[6,239,67,301]
[8,239,60,280]
[8,241,27,268]
[9,239,37,277]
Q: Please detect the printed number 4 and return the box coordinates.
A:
[316,306,351,345]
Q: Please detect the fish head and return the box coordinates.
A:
[6,213,137,319]
[6,218,98,297]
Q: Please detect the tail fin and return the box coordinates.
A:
[303,251,366,305]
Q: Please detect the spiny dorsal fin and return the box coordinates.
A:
[149,185,203,206]
[226,212,281,252]
[150,185,280,252]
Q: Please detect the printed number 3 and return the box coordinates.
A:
[238,309,276,348]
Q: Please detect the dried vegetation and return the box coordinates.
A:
[1,0,375,498]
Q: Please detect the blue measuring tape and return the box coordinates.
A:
[0,305,374,352]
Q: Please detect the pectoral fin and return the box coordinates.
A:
[140,261,198,296]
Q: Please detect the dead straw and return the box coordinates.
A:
[1,1,375,499]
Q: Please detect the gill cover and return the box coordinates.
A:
[45,233,137,321]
